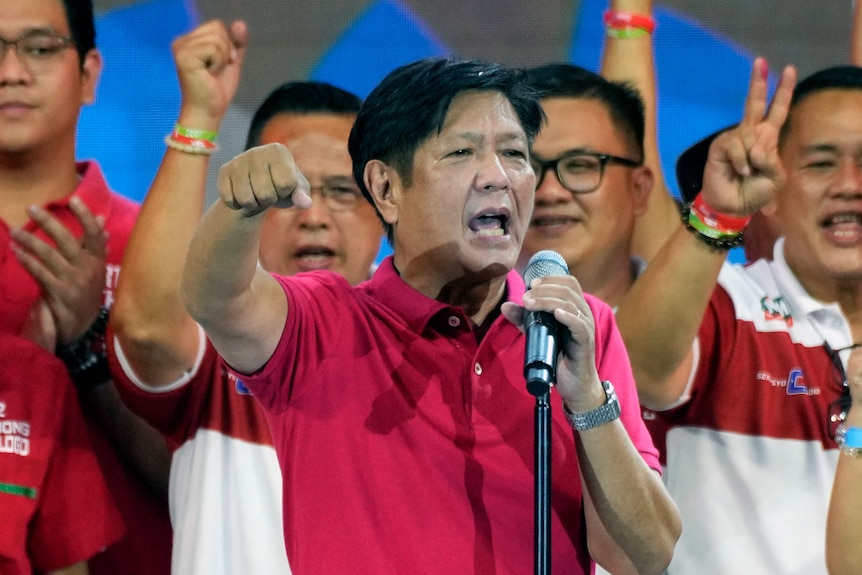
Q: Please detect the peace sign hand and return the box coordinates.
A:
[701,58,797,217]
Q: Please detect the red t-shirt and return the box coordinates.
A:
[241,260,660,575]
[0,162,172,575]
[0,334,124,574]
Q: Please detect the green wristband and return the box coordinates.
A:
[605,27,649,39]
[174,123,218,143]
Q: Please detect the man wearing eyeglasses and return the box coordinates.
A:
[519,62,675,309]
[519,63,649,310]
[0,1,174,574]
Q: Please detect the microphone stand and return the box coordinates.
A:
[534,389,552,575]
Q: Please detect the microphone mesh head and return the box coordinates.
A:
[523,250,569,285]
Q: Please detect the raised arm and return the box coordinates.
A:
[181,144,312,374]
[600,0,680,262]
[110,20,247,386]
[615,59,796,408]
[826,347,862,575]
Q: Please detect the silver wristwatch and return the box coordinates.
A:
[563,380,621,431]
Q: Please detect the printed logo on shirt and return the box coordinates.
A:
[761,296,793,327]
[0,410,31,456]
[102,263,121,308]
[756,369,820,397]
[227,371,252,395]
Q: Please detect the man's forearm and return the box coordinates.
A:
[578,421,681,574]
[616,224,726,407]
[182,200,265,328]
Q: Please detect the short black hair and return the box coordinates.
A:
[61,0,96,65]
[779,65,862,145]
[245,81,362,149]
[348,57,544,242]
[523,63,646,161]
[675,125,733,203]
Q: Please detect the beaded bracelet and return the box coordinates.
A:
[56,307,112,391]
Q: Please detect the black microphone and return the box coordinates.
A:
[522,250,569,396]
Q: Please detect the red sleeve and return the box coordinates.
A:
[107,327,222,448]
[588,294,661,473]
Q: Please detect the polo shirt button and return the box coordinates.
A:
[448,316,461,327]
[474,362,483,375]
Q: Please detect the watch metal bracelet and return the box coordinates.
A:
[563,380,621,431]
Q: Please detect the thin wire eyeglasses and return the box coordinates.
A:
[307,184,363,212]
[531,151,642,194]
[0,32,76,74]
[826,342,862,440]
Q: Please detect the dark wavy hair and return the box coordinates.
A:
[348,57,544,241]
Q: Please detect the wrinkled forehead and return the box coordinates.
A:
[432,90,528,145]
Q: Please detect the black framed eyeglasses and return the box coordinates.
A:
[531,151,642,194]
[0,32,76,74]
[826,342,862,440]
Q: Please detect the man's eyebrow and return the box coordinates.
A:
[321,175,357,183]
[6,26,67,37]
[442,131,528,145]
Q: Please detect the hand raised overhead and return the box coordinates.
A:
[173,19,248,127]
[701,58,797,217]
[216,143,312,217]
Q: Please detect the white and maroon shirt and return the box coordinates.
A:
[645,238,847,575]
[109,328,290,575]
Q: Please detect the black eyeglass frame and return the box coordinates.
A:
[531,151,642,194]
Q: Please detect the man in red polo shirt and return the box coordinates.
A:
[1,1,172,573]
[181,57,681,574]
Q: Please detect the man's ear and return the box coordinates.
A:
[364,160,399,226]
[630,165,655,218]
[80,49,103,106]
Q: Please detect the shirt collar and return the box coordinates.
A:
[770,237,851,346]
[367,256,526,334]
[41,160,112,212]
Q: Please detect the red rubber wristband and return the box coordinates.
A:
[602,10,656,33]
[691,194,751,234]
